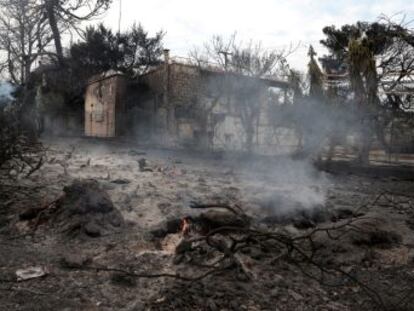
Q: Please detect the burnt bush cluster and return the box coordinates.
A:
[0,96,44,181]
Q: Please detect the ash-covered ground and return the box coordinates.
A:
[1,138,414,311]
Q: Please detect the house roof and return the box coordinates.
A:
[140,61,290,89]
[199,67,289,89]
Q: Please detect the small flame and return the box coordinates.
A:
[181,217,191,236]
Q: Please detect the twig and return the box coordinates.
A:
[77,263,233,283]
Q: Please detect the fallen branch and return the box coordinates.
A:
[76,263,234,283]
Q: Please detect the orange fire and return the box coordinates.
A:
[181,217,191,236]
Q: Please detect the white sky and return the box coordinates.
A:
[96,1,413,71]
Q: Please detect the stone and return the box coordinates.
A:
[84,222,102,237]
[60,253,90,269]
[199,210,250,230]
[111,178,131,185]
[149,217,182,238]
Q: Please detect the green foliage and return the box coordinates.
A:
[320,21,397,59]
[69,23,164,79]
[320,20,414,75]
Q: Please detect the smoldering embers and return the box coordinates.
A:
[238,157,329,217]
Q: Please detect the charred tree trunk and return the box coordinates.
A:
[45,0,64,65]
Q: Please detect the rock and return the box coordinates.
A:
[138,158,152,172]
[84,222,101,237]
[16,266,48,281]
[198,210,250,230]
[149,218,182,238]
[111,178,130,185]
[60,253,90,269]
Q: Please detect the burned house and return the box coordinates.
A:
[85,50,289,152]
[84,71,126,138]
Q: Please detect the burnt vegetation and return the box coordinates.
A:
[1,2,414,311]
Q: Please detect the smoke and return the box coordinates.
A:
[120,63,361,220]
[241,97,361,217]
[200,74,354,217]
[0,82,15,106]
[233,154,329,217]
[67,58,354,219]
